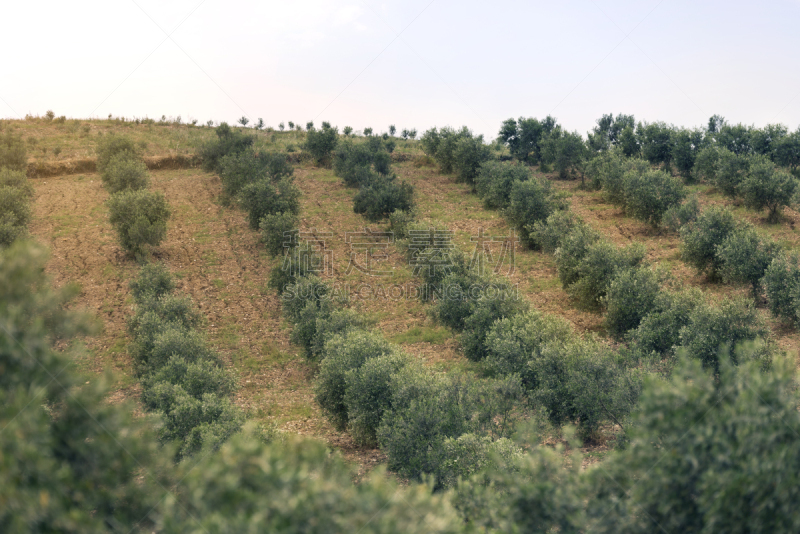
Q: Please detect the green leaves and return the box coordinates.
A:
[106,189,170,260]
[302,123,338,166]
[739,159,798,221]
[475,160,531,209]
[622,168,686,226]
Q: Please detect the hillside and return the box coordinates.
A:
[19,117,800,454]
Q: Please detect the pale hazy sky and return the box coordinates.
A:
[2,1,799,139]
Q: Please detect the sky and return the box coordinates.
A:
[2,0,799,140]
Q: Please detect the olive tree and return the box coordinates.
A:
[623,169,686,226]
[680,206,738,279]
[739,159,798,222]
[716,225,780,298]
[475,160,531,209]
[107,189,171,260]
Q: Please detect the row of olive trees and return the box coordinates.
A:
[97,135,171,261]
[0,131,33,247]
[584,152,691,227]
[498,113,800,186]
[330,128,415,221]
[274,266,523,489]
[127,263,247,460]
[200,122,302,256]
[455,157,773,373]
[402,218,646,440]
[695,146,799,221]
[679,204,800,329]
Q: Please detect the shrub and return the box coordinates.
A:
[0,167,33,197]
[344,351,411,445]
[661,194,700,232]
[0,186,32,247]
[762,253,800,323]
[431,271,487,331]
[540,128,589,180]
[129,293,202,335]
[281,275,335,355]
[106,189,171,260]
[311,308,368,360]
[671,128,705,180]
[352,176,414,221]
[612,158,650,206]
[618,125,640,157]
[129,262,175,305]
[160,431,463,533]
[680,206,738,279]
[405,224,469,300]
[565,241,646,310]
[532,339,643,437]
[627,289,703,356]
[133,324,218,376]
[716,225,780,298]
[378,370,506,484]
[528,210,584,254]
[554,224,602,289]
[505,176,560,247]
[218,149,294,205]
[200,122,255,173]
[281,274,331,323]
[303,125,338,166]
[622,169,686,226]
[333,139,391,187]
[142,355,234,410]
[773,129,800,171]
[497,116,557,164]
[739,159,798,222]
[453,439,584,532]
[474,160,530,209]
[451,133,492,185]
[692,145,719,182]
[260,211,299,257]
[460,288,529,361]
[157,389,244,460]
[588,349,800,533]
[713,148,751,197]
[716,122,753,155]
[435,434,522,490]
[483,310,573,389]
[95,134,140,174]
[267,244,320,293]
[101,152,149,193]
[290,299,334,356]
[0,240,172,531]
[678,297,769,372]
[315,330,399,430]
[420,126,457,173]
[584,151,621,191]
[602,266,663,340]
[388,209,415,239]
[239,177,300,230]
[0,132,27,172]
[638,121,674,170]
